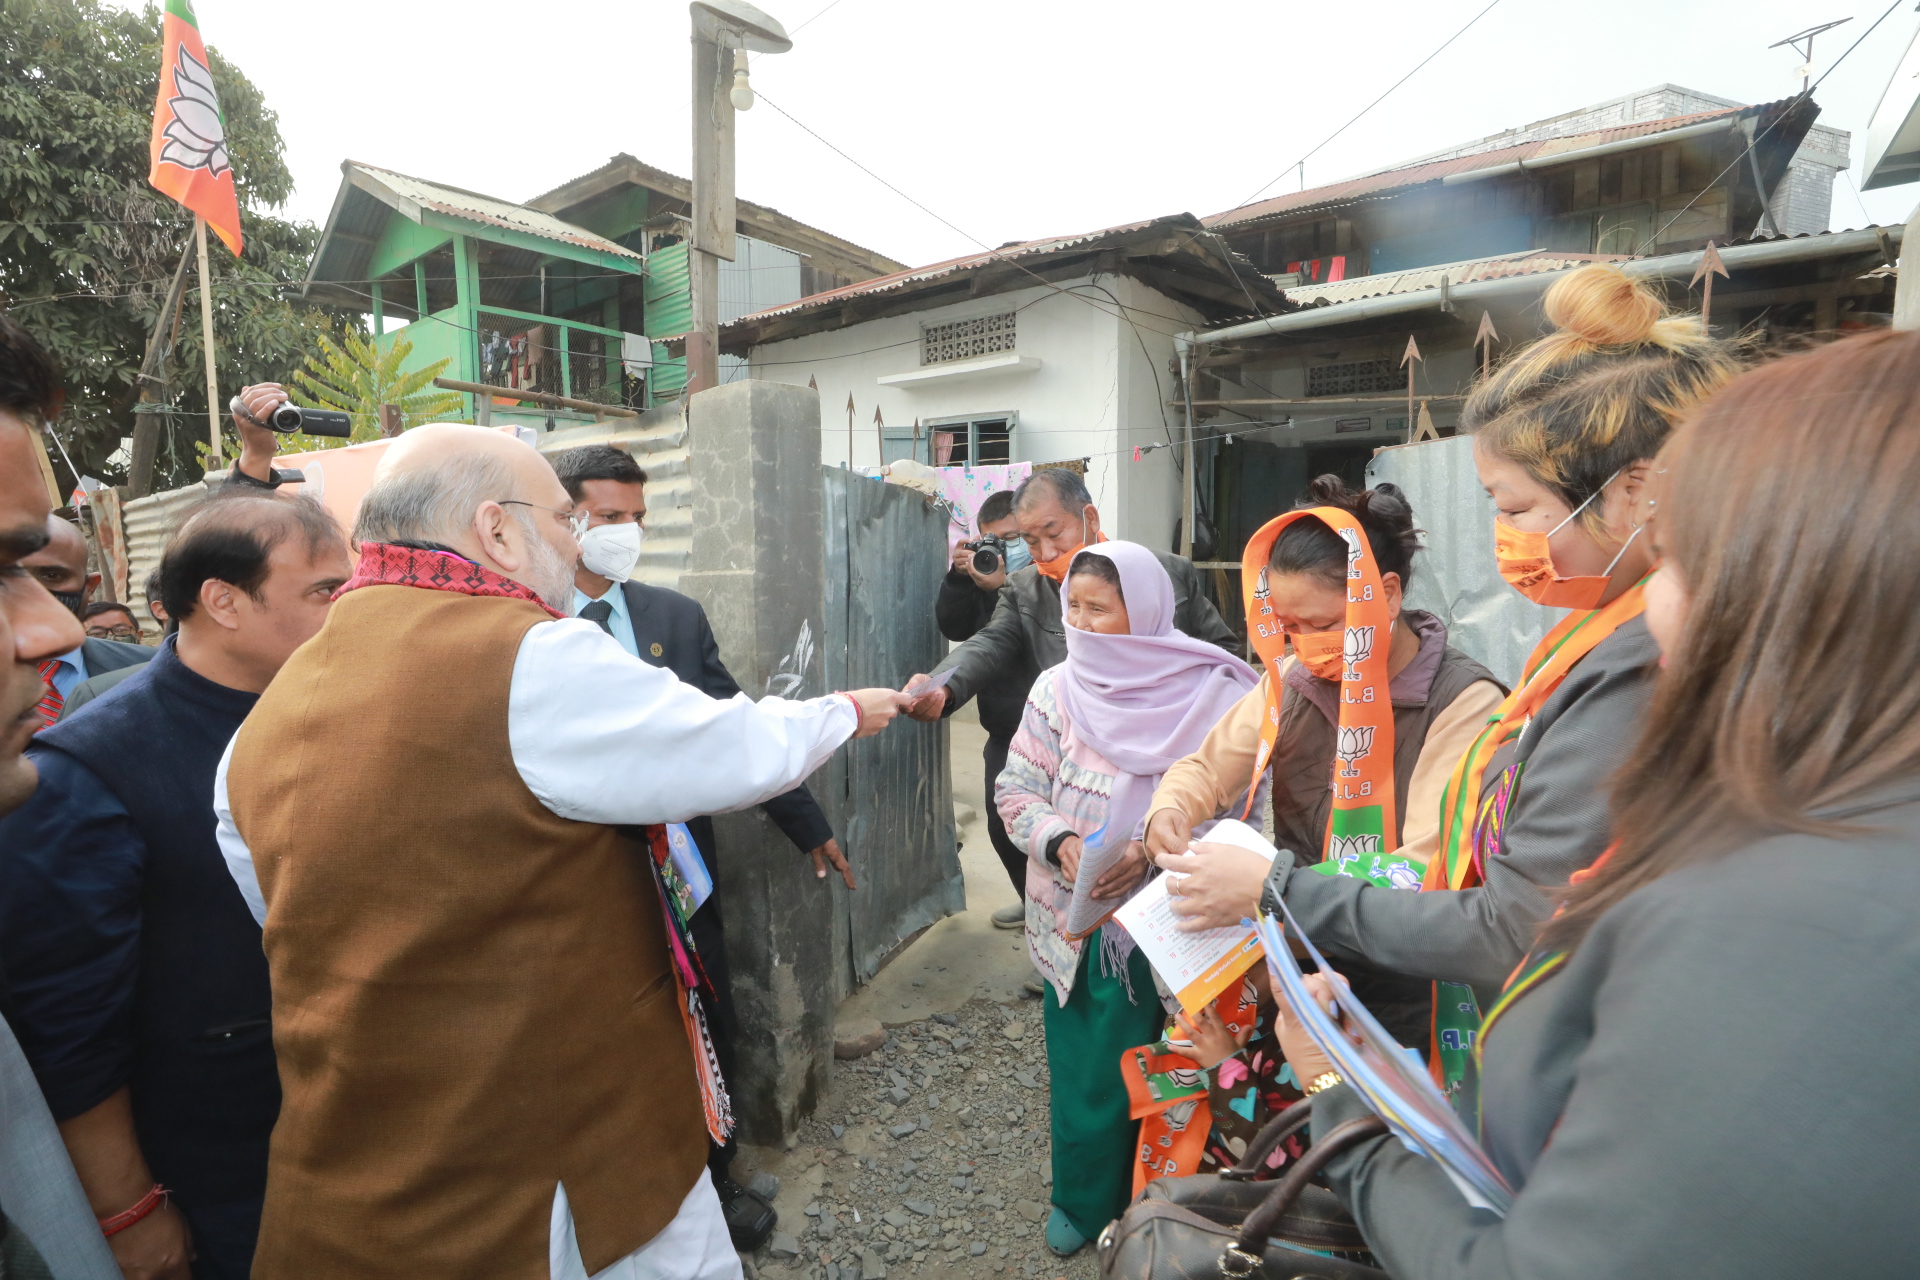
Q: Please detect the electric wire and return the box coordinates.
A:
[1226,0,1504,213]
[1632,0,1904,257]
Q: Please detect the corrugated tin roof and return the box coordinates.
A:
[1206,102,1765,230]
[1282,250,1637,306]
[730,217,1172,326]
[349,163,643,261]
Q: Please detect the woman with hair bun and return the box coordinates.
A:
[1271,318,1920,1280]
[1151,265,1743,1097]
[1145,475,1506,1052]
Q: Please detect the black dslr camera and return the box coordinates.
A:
[228,395,354,439]
[963,534,1012,575]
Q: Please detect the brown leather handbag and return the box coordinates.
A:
[1096,1099,1390,1280]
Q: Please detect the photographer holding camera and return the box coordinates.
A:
[937,489,1038,926]
[225,383,353,489]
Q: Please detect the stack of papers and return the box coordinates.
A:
[1112,819,1273,1012]
[1255,904,1515,1215]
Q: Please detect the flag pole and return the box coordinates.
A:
[195,215,222,472]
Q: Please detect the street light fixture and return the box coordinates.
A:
[687,1,791,393]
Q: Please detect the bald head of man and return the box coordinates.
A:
[354,424,580,611]
[21,514,97,618]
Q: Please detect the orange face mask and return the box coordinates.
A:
[1034,518,1106,583]
[1290,627,1346,681]
[1494,477,1641,611]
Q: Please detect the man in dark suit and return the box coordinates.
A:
[21,514,150,726]
[551,444,847,1252]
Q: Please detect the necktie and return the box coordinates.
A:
[579,600,615,636]
[34,659,63,728]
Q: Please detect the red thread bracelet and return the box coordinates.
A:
[98,1184,168,1237]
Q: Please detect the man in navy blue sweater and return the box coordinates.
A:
[0,386,351,1280]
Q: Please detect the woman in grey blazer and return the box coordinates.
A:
[1155,266,1743,1093]
[1277,327,1920,1277]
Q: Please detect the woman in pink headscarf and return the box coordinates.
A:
[995,540,1257,1256]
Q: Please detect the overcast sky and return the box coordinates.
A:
[158,0,1920,268]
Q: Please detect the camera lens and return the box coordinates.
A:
[972,546,1000,575]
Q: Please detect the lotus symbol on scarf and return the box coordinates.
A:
[1339,527,1364,580]
[1161,1098,1201,1133]
[1342,625,1375,670]
[157,45,230,175]
[1335,724,1375,765]
[1384,861,1422,890]
[1252,566,1272,601]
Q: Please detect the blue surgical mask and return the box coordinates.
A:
[1003,539,1033,573]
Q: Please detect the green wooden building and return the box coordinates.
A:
[302,157,902,430]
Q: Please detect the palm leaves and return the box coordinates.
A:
[290,331,465,446]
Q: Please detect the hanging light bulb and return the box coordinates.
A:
[729,49,754,111]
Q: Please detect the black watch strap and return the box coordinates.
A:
[1258,846,1298,918]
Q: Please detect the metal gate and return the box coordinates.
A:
[818,467,963,998]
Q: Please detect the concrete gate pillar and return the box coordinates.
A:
[679,379,833,1145]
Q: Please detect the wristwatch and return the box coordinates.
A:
[1258,846,1298,918]
[1304,1070,1344,1096]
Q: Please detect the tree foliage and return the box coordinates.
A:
[0,0,353,492]
[291,330,464,445]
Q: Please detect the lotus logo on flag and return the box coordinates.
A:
[1327,832,1381,876]
[1335,724,1376,765]
[1342,625,1374,673]
[157,46,228,175]
[146,0,243,255]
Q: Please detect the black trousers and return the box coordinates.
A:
[685,817,738,1182]
[982,734,1025,898]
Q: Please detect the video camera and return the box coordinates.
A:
[228,396,354,438]
[963,534,1013,575]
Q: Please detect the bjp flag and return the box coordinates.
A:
[147,0,242,255]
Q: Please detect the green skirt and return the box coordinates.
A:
[1042,939,1166,1239]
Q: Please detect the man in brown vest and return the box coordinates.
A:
[212,424,907,1280]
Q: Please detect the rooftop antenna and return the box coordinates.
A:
[1770,18,1851,94]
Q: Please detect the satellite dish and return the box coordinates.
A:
[690,1,792,53]
[1862,23,1920,190]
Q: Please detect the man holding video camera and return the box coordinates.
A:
[936,488,1036,923]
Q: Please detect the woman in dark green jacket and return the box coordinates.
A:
[1275,327,1920,1278]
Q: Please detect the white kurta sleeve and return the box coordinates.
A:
[211,733,267,927]
[509,617,859,826]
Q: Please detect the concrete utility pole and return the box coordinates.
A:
[688,1,791,394]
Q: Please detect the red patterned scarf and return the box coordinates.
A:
[336,542,566,619]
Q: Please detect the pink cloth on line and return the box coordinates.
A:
[937,463,1032,551]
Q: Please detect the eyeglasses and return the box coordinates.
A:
[86,626,138,642]
[500,500,588,540]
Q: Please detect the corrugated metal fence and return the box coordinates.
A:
[818,467,964,995]
[1367,434,1562,685]
[537,402,693,590]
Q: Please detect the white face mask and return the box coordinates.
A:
[578,521,643,583]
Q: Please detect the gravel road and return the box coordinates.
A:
[744,997,1102,1280]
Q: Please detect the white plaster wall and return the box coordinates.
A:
[745,275,1204,546]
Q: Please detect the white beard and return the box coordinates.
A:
[513,511,580,613]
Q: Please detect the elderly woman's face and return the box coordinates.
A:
[1065,573,1130,635]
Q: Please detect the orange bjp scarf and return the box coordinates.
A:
[1241,507,1415,888]
[1424,580,1647,1094]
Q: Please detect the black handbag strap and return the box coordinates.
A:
[1216,1114,1389,1277]
[1220,1097,1314,1183]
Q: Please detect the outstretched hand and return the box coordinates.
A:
[900,674,949,722]
[809,837,857,889]
[844,688,911,737]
